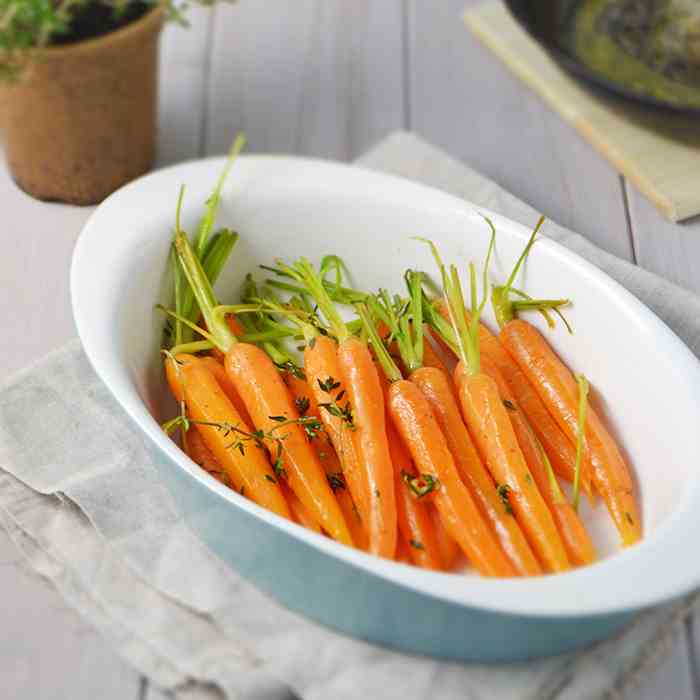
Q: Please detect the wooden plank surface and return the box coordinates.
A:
[407,0,634,261]
[204,0,404,159]
[626,181,700,295]
[462,2,700,224]
[0,14,212,700]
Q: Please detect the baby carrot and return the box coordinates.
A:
[501,320,640,546]
[359,306,515,577]
[304,334,371,542]
[284,371,368,550]
[287,259,397,559]
[388,379,515,577]
[337,336,398,559]
[174,234,353,547]
[387,420,442,570]
[432,296,588,496]
[423,236,570,573]
[164,354,291,519]
[491,219,639,546]
[411,366,541,576]
[199,355,253,426]
[474,356,596,566]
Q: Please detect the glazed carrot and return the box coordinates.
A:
[358,305,515,577]
[199,355,253,425]
[282,482,322,533]
[385,397,442,570]
[430,506,460,571]
[185,429,227,483]
[374,360,442,569]
[410,366,541,576]
[432,296,588,496]
[284,371,368,551]
[490,219,639,546]
[304,334,371,541]
[423,237,570,573]
[388,379,515,577]
[501,320,640,546]
[174,234,353,547]
[472,356,596,566]
[225,343,352,546]
[337,336,397,559]
[164,354,291,518]
[284,259,397,559]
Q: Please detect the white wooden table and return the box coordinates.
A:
[2,3,699,698]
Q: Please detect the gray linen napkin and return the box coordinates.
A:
[1,131,699,700]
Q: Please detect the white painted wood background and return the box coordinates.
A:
[1,1,699,698]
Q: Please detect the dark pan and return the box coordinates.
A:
[504,0,700,117]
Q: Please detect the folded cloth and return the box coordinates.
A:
[1,131,699,700]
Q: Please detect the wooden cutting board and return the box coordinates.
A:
[464,2,700,223]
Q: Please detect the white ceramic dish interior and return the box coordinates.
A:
[71,155,700,621]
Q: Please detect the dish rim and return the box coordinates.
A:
[70,154,700,619]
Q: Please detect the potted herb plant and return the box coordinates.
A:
[0,1,222,205]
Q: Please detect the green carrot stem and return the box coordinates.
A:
[405,270,425,370]
[180,229,240,331]
[194,133,246,259]
[572,374,590,512]
[262,271,367,304]
[356,303,402,383]
[156,305,217,345]
[170,340,214,356]
[291,258,349,341]
[174,231,235,352]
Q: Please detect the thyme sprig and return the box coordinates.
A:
[317,376,354,428]
[161,413,324,482]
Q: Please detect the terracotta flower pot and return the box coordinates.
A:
[0,4,166,205]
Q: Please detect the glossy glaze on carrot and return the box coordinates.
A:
[303,335,370,540]
[389,380,515,577]
[225,343,353,546]
[477,356,596,567]
[165,354,291,518]
[337,337,397,559]
[501,319,640,546]
[411,366,541,576]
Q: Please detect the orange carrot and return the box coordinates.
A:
[282,482,322,533]
[164,354,291,519]
[410,366,541,576]
[457,370,570,572]
[434,297,588,495]
[475,356,596,566]
[337,337,398,559]
[304,334,370,541]
[501,320,640,546]
[385,405,442,570]
[424,239,570,573]
[430,506,460,571]
[388,379,515,577]
[174,233,352,547]
[284,370,368,550]
[199,355,253,426]
[225,343,353,546]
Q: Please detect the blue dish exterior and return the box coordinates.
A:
[154,447,633,662]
